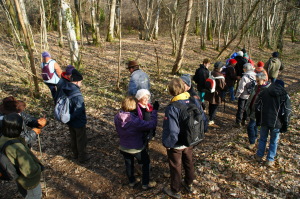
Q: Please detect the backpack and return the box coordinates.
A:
[245,74,256,94]
[172,100,205,147]
[41,60,55,81]
[54,92,81,123]
[205,72,224,93]
[0,140,20,181]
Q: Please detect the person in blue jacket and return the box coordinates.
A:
[162,78,198,199]
[62,69,89,163]
[127,60,150,96]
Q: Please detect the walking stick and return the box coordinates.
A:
[37,133,48,197]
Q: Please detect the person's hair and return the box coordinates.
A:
[168,78,186,96]
[128,65,140,71]
[203,58,210,64]
[121,96,137,112]
[256,72,267,81]
[243,63,253,71]
[2,113,23,138]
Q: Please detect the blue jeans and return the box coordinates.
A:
[198,91,205,102]
[222,86,235,101]
[247,119,257,144]
[120,149,150,185]
[256,126,280,161]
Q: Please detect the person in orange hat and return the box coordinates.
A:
[0,96,47,146]
[254,61,268,80]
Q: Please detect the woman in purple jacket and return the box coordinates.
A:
[114,96,159,190]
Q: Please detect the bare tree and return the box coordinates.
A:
[172,0,193,74]
[58,0,64,47]
[107,0,116,41]
[61,0,81,67]
[200,0,208,50]
[40,0,48,51]
[117,0,122,89]
[91,0,101,45]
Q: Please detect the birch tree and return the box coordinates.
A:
[201,0,208,50]
[172,0,193,74]
[91,0,101,45]
[61,0,81,67]
[58,0,64,47]
[40,0,48,51]
[107,0,116,42]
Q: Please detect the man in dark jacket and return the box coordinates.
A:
[255,80,292,167]
[193,58,210,102]
[63,69,89,163]
[234,51,248,80]
[264,52,284,83]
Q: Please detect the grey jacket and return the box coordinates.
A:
[128,69,150,96]
[235,71,256,100]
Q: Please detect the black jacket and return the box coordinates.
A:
[255,83,292,130]
[234,56,248,77]
[193,64,209,92]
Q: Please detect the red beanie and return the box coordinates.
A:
[229,59,237,65]
[257,61,264,67]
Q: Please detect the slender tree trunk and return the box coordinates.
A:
[91,0,101,45]
[217,0,224,51]
[58,0,64,47]
[107,0,116,41]
[74,0,81,41]
[194,0,200,35]
[172,0,193,74]
[277,1,289,52]
[61,0,81,67]
[117,0,122,90]
[13,0,40,97]
[40,0,48,51]
[201,0,208,50]
[115,0,120,38]
[152,0,161,40]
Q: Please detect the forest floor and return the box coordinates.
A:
[0,33,300,199]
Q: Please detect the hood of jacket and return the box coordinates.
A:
[171,92,190,102]
[267,83,287,97]
[62,81,80,96]
[269,57,281,64]
[115,111,133,128]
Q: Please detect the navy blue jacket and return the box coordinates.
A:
[62,82,87,128]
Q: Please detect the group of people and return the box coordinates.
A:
[0,50,292,199]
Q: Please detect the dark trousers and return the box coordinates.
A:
[236,98,248,124]
[167,147,195,193]
[208,103,219,121]
[68,126,87,160]
[45,82,57,100]
[120,149,150,185]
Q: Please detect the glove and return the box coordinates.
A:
[153,101,159,110]
[37,118,47,128]
[280,125,288,133]
[32,128,41,135]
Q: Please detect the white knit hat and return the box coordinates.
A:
[236,51,243,57]
[135,89,151,100]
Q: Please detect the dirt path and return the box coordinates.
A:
[0,34,299,198]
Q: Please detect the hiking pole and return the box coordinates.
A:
[37,133,48,197]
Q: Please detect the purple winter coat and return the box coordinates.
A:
[114,110,157,149]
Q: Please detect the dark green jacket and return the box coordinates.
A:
[0,136,41,190]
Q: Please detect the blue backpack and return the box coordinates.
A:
[54,92,81,123]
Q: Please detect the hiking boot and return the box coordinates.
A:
[129,178,141,187]
[163,187,181,199]
[247,144,255,150]
[266,160,275,167]
[254,154,263,162]
[208,120,214,125]
[78,154,91,163]
[182,181,197,194]
[142,181,157,190]
[241,120,246,126]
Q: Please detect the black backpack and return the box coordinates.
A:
[0,140,20,181]
[245,74,256,94]
[172,100,205,147]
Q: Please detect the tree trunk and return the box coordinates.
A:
[117,0,122,90]
[152,0,161,40]
[91,0,101,45]
[13,0,40,97]
[201,0,208,50]
[107,0,116,42]
[217,0,224,51]
[277,1,289,52]
[194,0,200,35]
[172,0,193,74]
[40,0,48,51]
[58,0,64,47]
[61,0,81,68]
[74,0,81,41]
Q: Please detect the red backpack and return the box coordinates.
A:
[41,60,54,81]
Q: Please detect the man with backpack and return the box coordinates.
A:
[235,63,256,127]
[127,60,150,96]
[223,59,237,102]
[41,51,62,99]
[162,78,205,199]
[234,51,248,82]
[255,80,291,167]
[193,58,210,103]
[61,69,89,163]
[264,52,284,83]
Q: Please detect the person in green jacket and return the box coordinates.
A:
[0,113,42,199]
